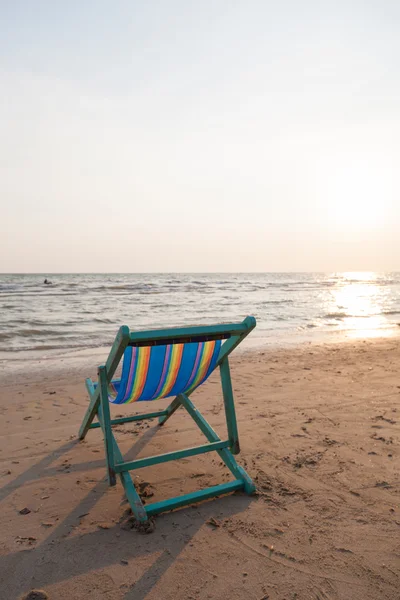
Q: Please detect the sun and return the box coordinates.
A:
[325,164,388,231]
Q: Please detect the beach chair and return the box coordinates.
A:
[78,316,256,522]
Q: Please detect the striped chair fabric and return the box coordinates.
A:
[99,339,221,404]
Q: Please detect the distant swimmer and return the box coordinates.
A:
[44,278,52,285]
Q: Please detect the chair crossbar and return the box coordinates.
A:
[129,321,248,346]
[144,479,244,517]
[114,440,230,473]
[89,410,168,429]
[130,332,231,347]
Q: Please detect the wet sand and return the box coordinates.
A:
[0,338,399,599]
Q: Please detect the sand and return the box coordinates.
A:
[0,338,399,599]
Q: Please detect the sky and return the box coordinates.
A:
[1,1,399,272]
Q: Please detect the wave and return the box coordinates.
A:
[323,312,348,319]
[3,341,104,353]
[324,310,400,320]
[0,332,13,341]
[16,328,78,337]
[0,292,79,298]
[0,328,94,340]
[257,299,294,305]
[92,317,115,324]
[94,284,158,290]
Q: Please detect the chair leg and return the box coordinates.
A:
[95,399,148,522]
[220,358,240,454]
[78,379,100,440]
[98,366,116,486]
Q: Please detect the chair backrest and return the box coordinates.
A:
[109,336,228,404]
[102,318,256,404]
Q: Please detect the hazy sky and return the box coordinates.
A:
[1,1,399,272]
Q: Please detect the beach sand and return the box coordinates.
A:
[0,338,399,599]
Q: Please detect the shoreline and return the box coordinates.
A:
[1,328,400,379]
[1,336,399,599]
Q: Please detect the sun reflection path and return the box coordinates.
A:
[327,272,396,339]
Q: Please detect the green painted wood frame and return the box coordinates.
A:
[78,316,256,522]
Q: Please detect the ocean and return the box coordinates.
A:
[1,272,400,356]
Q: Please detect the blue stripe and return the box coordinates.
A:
[165,342,200,399]
[139,345,168,401]
[182,340,221,394]
[103,346,132,403]
[111,346,139,404]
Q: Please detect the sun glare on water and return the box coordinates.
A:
[327,272,395,339]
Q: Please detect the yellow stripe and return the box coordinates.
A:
[154,344,184,400]
[127,346,151,403]
[186,341,215,394]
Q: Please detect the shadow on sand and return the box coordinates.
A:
[1,424,253,599]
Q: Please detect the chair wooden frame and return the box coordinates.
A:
[78,316,256,522]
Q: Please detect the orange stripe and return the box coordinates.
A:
[128,346,151,403]
[155,344,184,399]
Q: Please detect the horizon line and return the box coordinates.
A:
[1,270,398,276]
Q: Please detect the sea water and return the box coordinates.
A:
[1,272,399,356]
